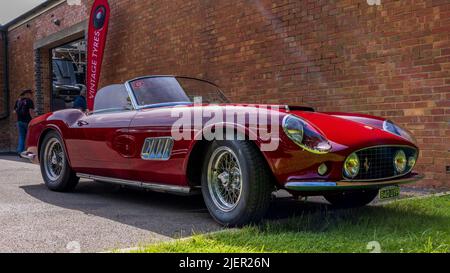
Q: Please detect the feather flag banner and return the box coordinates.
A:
[86,0,110,111]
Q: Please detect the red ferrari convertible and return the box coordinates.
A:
[22,76,422,226]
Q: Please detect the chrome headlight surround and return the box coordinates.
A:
[383,120,417,144]
[282,115,332,154]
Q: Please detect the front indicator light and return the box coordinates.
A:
[318,163,328,176]
[394,150,407,173]
[344,153,360,179]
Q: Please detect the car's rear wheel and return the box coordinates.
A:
[324,189,379,208]
[40,131,79,192]
[201,141,273,227]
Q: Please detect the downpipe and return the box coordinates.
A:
[0,27,9,120]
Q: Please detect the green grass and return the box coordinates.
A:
[133,195,450,253]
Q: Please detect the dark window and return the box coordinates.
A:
[51,39,86,111]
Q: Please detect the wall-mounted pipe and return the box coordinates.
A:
[0,27,9,120]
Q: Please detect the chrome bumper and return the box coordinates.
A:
[285,174,424,192]
[20,151,37,161]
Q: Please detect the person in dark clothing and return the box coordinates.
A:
[13,90,36,154]
[73,85,87,112]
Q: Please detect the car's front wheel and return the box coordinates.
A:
[324,189,379,208]
[201,141,273,227]
[40,131,79,192]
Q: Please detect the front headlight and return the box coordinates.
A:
[383,120,417,144]
[393,150,407,174]
[283,115,332,154]
[344,153,360,179]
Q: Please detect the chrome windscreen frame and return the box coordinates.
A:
[124,80,140,110]
[125,77,191,111]
[124,75,229,111]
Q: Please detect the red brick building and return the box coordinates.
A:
[0,0,448,188]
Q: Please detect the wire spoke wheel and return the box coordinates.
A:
[43,138,65,182]
[207,147,243,212]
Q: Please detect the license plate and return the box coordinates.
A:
[379,186,400,200]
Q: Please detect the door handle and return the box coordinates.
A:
[77,120,89,127]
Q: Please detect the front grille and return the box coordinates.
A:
[347,146,417,181]
[141,137,174,160]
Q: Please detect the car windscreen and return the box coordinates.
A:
[129,77,229,106]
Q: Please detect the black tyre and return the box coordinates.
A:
[324,189,379,208]
[201,140,273,227]
[40,131,79,192]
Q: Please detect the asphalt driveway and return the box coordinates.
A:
[0,154,325,253]
[0,155,223,253]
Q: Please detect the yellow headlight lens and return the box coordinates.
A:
[344,153,360,179]
[394,150,407,173]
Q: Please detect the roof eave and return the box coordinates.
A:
[2,0,62,29]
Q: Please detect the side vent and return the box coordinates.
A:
[141,137,174,160]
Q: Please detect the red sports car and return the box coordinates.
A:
[22,76,423,226]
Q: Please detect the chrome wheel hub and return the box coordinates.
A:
[44,138,65,182]
[207,147,243,212]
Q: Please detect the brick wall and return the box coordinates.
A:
[3,0,450,188]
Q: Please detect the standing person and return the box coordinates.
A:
[73,85,87,112]
[13,90,35,154]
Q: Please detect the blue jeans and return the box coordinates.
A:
[17,121,29,154]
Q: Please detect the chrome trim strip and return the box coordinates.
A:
[288,182,338,188]
[77,173,196,195]
[285,174,424,192]
[342,145,419,182]
[346,145,418,157]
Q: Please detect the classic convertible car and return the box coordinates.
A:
[22,76,422,226]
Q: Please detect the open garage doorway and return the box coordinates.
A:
[51,39,86,111]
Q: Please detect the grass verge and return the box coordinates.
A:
[132,195,450,253]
